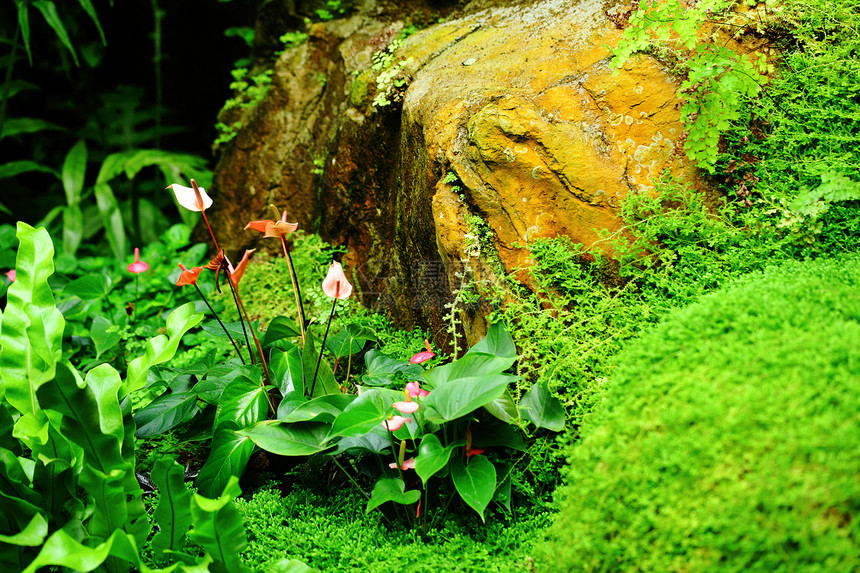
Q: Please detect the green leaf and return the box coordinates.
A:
[414,434,463,484]
[62,204,83,256]
[62,273,111,300]
[91,315,121,359]
[94,182,126,261]
[214,377,268,432]
[125,302,204,396]
[362,349,422,386]
[279,394,354,423]
[195,428,254,498]
[325,323,377,358]
[32,1,79,66]
[0,512,47,546]
[188,476,248,572]
[0,160,59,180]
[519,381,565,432]
[483,388,519,424]
[20,529,141,573]
[0,223,65,414]
[75,0,106,45]
[303,333,339,397]
[327,388,398,439]
[365,478,420,513]
[270,343,304,396]
[451,455,496,522]
[0,118,63,139]
[421,353,518,422]
[237,421,330,456]
[264,558,317,573]
[261,316,300,346]
[134,392,201,437]
[151,457,193,561]
[467,321,517,360]
[17,2,32,65]
[61,139,87,206]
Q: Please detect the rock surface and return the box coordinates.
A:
[209,0,705,350]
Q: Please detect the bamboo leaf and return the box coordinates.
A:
[32,1,79,66]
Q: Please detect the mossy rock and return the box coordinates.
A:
[540,254,860,572]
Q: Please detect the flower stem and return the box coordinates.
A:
[310,283,339,397]
[228,278,276,415]
[225,275,255,365]
[280,236,306,344]
[193,282,245,364]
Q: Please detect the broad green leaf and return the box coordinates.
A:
[366,478,420,513]
[0,223,64,414]
[414,434,463,484]
[0,118,62,139]
[327,388,398,439]
[188,476,248,572]
[84,363,124,441]
[471,419,526,451]
[37,362,149,547]
[20,529,142,573]
[519,381,565,432]
[201,319,255,341]
[270,343,304,396]
[421,354,518,423]
[264,558,316,573]
[91,315,121,359]
[451,455,496,522]
[303,333,339,397]
[279,394,354,423]
[0,512,47,546]
[330,426,390,455]
[33,0,79,65]
[134,392,200,437]
[325,323,377,358]
[151,457,193,560]
[214,377,268,432]
[94,182,126,261]
[0,160,59,180]
[0,447,45,527]
[0,404,19,454]
[237,421,330,456]
[125,302,203,396]
[483,388,519,424]
[362,349,422,386]
[275,391,306,420]
[467,321,517,360]
[195,428,254,498]
[62,274,111,300]
[61,139,87,205]
[62,204,83,255]
[261,316,300,347]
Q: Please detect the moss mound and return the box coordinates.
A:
[541,254,860,572]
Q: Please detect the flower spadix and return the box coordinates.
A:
[168,179,213,212]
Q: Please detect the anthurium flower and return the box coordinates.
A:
[393,400,419,414]
[227,249,255,287]
[410,339,436,364]
[127,248,150,274]
[167,179,213,212]
[389,458,417,471]
[382,415,411,432]
[5,270,14,282]
[176,263,204,286]
[466,448,486,458]
[405,381,429,398]
[322,260,353,299]
[245,210,299,239]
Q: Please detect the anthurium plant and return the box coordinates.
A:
[129,181,566,524]
[0,223,312,572]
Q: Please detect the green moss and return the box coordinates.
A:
[237,482,551,572]
[349,70,373,108]
[540,254,860,571]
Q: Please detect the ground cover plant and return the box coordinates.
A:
[540,254,860,571]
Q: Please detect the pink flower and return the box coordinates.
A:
[176,263,204,287]
[381,415,411,431]
[167,179,213,212]
[245,210,299,239]
[405,381,429,398]
[127,248,150,274]
[5,270,15,282]
[393,401,419,414]
[389,458,416,471]
[410,339,436,364]
[322,261,353,299]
